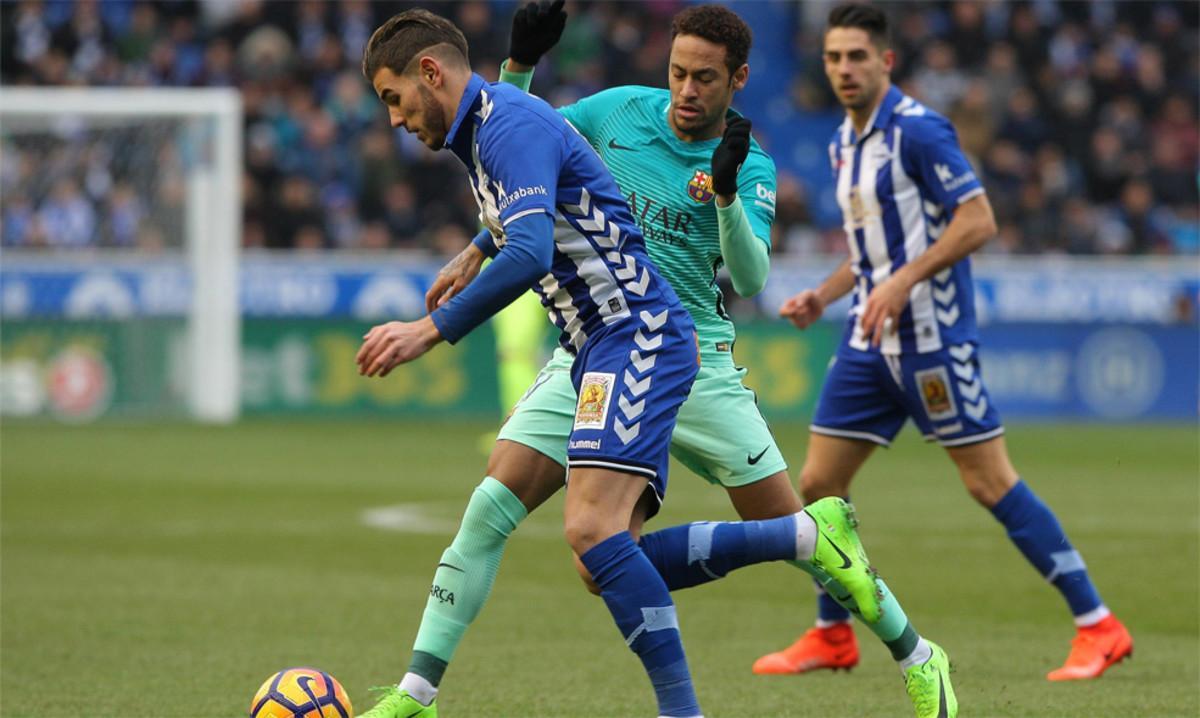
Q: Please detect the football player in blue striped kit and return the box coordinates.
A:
[354,9,882,718]
[775,2,1132,690]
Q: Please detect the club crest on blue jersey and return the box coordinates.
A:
[574,371,615,430]
[916,366,957,421]
[687,170,714,203]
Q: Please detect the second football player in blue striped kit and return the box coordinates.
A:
[775,2,1131,694]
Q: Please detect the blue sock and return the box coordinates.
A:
[638,515,797,590]
[816,582,853,624]
[580,532,700,718]
[990,480,1104,617]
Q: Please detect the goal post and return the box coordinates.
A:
[1,87,242,423]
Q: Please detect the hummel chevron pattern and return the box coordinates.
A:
[618,394,645,421]
[634,329,662,351]
[641,309,668,331]
[933,267,959,326]
[615,310,669,445]
[630,350,656,372]
[949,343,988,420]
[624,371,651,397]
[563,188,620,247]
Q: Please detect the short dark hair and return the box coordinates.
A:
[362,8,469,81]
[827,3,890,49]
[670,4,752,76]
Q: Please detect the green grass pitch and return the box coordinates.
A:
[2,420,1196,717]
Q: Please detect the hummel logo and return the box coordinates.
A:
[608,138,636,151]
[822,532,854,570]
[747,447,769,465]
[437,562,465,573]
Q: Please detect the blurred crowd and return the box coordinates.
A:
[2,0,1197,256]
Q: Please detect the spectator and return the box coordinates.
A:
[1,0,1195,257]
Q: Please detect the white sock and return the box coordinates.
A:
[399,673,437,706]
[898,638,933,672]
[1074,605,1110,627]
[794,511,818,561]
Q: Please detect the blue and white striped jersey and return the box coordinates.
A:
[829,86,985,355]
[444,74,684,354]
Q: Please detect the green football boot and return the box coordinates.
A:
[803,497,883,624]
[358,686,438,718]
[904,641,957,718]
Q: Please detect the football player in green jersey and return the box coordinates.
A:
[361,4,952,718]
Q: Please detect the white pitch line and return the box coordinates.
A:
[359,503,563,538]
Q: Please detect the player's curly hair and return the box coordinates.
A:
[827,3,891,49]
[670,4,752,76]
[362,8,469,81]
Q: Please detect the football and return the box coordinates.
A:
[250,668,352,718]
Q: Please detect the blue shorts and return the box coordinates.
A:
[811,340,1004,448]
[566,308,698,513]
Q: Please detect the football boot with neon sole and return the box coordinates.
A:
[358,687,438,718]
[904,640,957,718]
[752,623,859,675]
[803,497,883,624]
[1047,614,1133,681]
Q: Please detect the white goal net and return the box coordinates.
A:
[1,88,242,422]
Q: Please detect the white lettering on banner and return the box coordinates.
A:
[64,273,136,318]
[242,267,338,316]
[1076,328,1164,419]
[352,276,425,320]
[979,351,1071,402]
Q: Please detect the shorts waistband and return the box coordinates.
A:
[699,341,735,367]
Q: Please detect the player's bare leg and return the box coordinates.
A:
[566,467,702,717]
[797,433,877,503]
[944,434,1018,507]
[724,470,803,518]
[487,439,566,512]
[571,487,657,595]
[946,436,1132,680]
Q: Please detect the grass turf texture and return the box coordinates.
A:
[2,421,1196,717]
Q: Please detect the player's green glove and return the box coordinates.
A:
[711,117,752,196]
[509,0,567,67]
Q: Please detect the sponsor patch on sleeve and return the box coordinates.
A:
[574,372,615,431]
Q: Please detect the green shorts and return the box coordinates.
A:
[497,348,788,488]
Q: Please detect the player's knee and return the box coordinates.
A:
[562,517,605,555]
[961,469,1017,508]
[572,553,603,596]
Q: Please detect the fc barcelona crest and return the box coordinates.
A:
[687,169,715,203]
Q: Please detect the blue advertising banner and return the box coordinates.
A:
[2,255,1196,422]
[976,323,1197,421]
[4,256,1197,324]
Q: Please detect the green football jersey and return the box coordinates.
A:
[557,86,777,358]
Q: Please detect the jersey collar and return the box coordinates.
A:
[443,72,487,150]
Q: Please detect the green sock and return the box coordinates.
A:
[409,477,528,685]
[788,561,919,661]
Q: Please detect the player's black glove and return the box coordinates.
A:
[711,117,752,197]
[509,0,568,67]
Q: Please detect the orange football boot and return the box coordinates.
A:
[752,624,859,675]
[1047,614,1133,681]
